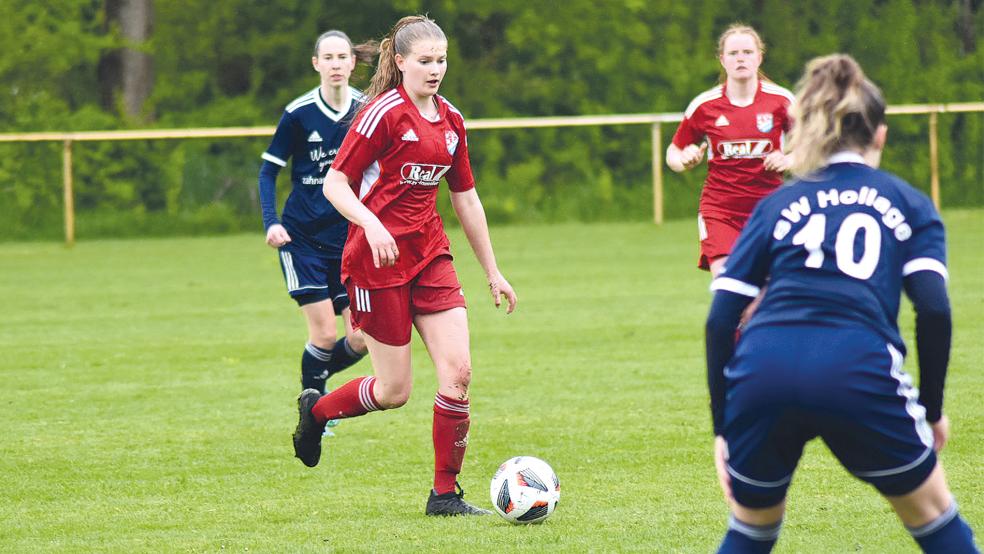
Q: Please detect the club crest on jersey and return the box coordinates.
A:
[400,163,451,187]
[756,113,774,133]
[445,131,459,155]
[718,140,773,159]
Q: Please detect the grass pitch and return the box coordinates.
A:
[1,212,981,552]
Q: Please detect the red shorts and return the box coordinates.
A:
[346,255,467,346]
[697,212,749,270]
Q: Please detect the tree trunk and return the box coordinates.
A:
[99,0,154,119]
[120,0,154,120]
[956,0,976,54]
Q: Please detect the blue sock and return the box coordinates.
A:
[717,515,780,553]
[301,342,333,393]
[908,500,979,553]
[325,336,366,377]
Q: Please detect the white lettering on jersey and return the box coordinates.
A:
[311,147,338,173]
[718,139,773,159]
[774,188,913,243]
[400,163,451,187]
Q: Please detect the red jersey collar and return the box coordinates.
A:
[720,79,762,107]
[397,84,446,123]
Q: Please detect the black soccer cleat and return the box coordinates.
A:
[425,482,492,516]
[292,388,326,467]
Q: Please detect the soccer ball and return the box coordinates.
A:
[489,456,560,524]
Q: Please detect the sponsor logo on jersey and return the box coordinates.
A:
[401,129,419,142]
[400,163,451,186]
[301,176,325,185]
[715,115,730,127]
[310,147,338,172]
[307,130,323,142]
[717,139,773,159]
[445,131,459,155]
[756,113,774,133]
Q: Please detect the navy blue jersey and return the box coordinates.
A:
[713,152,947,354]
[261,86,364,257]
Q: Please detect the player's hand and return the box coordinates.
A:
[488,271,517,314]
[930,415,949,452]
[266,224,291,248]
[364,221,399,268]
[763,151,792,173]
[681,143,708,170]
[714,435,734,504]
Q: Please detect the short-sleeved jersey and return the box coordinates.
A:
[331,85,475,289]
[672,81,794,217]
[712,153,948,354]
[261,86,364,257]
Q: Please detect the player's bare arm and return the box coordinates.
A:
[322,168,399,268]
[450,188,517,313]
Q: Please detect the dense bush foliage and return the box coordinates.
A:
[1,0,981,240]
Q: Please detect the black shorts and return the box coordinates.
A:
[278,244,349,313]
[724,325,936,508]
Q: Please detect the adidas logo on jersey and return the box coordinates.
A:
[307,131,323,142]
[715,115,730,127]
[401,129,419,142]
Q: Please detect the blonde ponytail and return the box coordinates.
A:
[788,54,886,176]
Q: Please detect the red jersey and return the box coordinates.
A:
[331,85,475,289]
[672,81,794,217]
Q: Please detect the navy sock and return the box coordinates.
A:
[325,336,366,377]
[301,342,333,393]
[908,501,979,553]
[717,515,780,553]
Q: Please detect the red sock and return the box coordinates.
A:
[432,393,470,494]
[311,376,380,424]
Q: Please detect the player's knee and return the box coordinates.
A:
[347,330,367,353]
[309,328,337,349]
[374,381,412,409]
[448,359,472,388]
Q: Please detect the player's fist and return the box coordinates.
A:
[681,143,708,170]
[266,224,291,248]
[763,151,792,173]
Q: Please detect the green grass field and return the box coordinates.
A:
[2,212,982,552]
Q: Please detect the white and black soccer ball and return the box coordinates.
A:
[489,456,560,524]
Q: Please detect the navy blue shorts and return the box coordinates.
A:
[278,244,349,313]
[723,325,936,508]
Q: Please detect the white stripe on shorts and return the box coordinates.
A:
[887,343,934,448]
[281,251,299,291]
[726,465,793,488]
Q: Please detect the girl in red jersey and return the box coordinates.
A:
[291,15,517,517]
[667,24,795,277]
